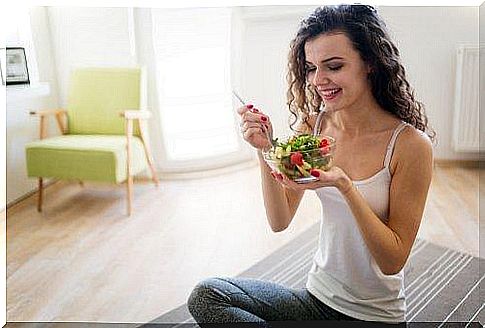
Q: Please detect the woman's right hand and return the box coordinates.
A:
[237,104,273,150]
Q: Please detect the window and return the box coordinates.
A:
[152,7,247,170]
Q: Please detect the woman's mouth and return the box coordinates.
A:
[320,88,342,101]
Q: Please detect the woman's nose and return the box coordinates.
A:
[312,68,330,86]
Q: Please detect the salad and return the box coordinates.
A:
[264,134,334,180]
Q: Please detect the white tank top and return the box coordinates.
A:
[306,114,410,323]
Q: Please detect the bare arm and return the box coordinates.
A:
[340,128,434,275]
[257,150,305,232]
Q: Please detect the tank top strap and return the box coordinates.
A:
[313,110,326,136]
[383,121,409,168]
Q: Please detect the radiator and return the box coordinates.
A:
[452,45,479,152]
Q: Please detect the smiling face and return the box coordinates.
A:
[304,32,372,113]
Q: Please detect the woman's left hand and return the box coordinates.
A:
[272,166,353,194]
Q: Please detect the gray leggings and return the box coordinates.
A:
[187,277,406,327]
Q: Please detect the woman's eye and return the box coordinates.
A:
[328,65,343,71]
[305,66,316,73]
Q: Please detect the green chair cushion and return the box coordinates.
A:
[67,68,141,135]
[25,135,148,183]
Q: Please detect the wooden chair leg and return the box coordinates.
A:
[126,118,134,216]
[146,154,159,187]
[138,120,159,187]
[37,177,43,212]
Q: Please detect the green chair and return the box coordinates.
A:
[25,67,159,216]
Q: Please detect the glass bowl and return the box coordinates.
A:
[262,135,336,184]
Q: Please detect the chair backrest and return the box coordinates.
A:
[67,67,142,135]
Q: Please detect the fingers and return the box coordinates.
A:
[240,121,267,134]
[237,105,250,115]
[241,112,271,138]
[269,169,329,191]
[237,105,268,123]
[236,104,259,115]
[269,171,301,190]
[270,171,283,181]
[238,104,271,138]
[243,126,266,140]
[242,112,269,126]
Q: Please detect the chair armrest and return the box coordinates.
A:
[119,110,152,120]
[29,109,68,138]
[29,109,67,117]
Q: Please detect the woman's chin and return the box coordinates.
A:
[323,103,340,112]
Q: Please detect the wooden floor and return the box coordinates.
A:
[5,161,481,323]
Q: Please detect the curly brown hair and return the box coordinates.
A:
[287,4,435,142]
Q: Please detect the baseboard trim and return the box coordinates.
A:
[6,179,59,210]
[434,159,481,168]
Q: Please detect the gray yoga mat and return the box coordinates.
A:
[152,222,484,327]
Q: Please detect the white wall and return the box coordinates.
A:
[6,7,60,204]
[6,84,58,204]
[379,6,479,160]
[47,6,137,106]
[1,33,6,211]
[30,7,60,96]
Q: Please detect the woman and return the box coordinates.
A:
[188,4,434,326]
